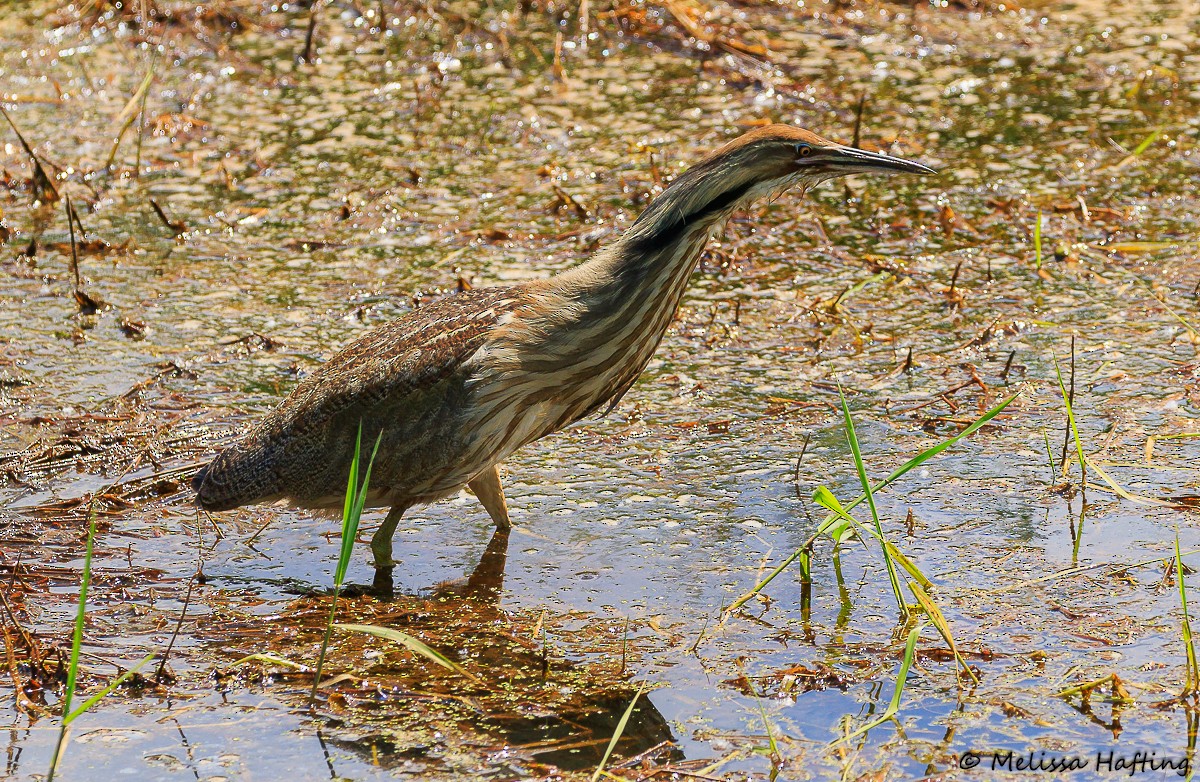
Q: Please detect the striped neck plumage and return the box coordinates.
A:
[562,152,812,309]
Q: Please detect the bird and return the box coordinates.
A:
[193,124,934,580]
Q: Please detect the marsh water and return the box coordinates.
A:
[2,0,1199,779]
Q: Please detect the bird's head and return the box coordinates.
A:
[713,123,935,186]
[631,124,935,243]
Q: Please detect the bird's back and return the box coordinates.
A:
[193,286,527,512]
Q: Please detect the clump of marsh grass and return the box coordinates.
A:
[717,388,1011,754]
[812,398,979,683]
[726,392,1018,615]
[723,381,997,761]
[1038,347,1189,512]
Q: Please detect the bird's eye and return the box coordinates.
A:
[796,144,813,158]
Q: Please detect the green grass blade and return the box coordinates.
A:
[812,485,857,546]
[1086,456,1180,508]
[336,623,482,683]
[813,487,931,590]
[336,430,383,588]
[1177,533,1199,695]
[313,425,384,705]
[65,653,156,723]
[310,585,343,704]
[726,393,1018,613]
[1151,291,1200,341]
[590,682,646,782]
[839,386,906,618]
[48,514,99,782]
[62,515,97,719]
[228,652,308,670]
[731,548,805,614]
[831,623,923,746]
[340,422,362,536]
[885,542,932,591]
[908,581,978,683]
[1053,359,1087,491]
[749,678,780,765]
[1130,128,1161,157]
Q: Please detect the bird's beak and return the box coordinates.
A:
[827,145,937,176]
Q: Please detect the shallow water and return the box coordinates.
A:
[2,0,1200,779]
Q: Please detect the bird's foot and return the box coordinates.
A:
[370,565,396,597]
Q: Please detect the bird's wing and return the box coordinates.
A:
[193,286,526,511]
[274,285,525,435]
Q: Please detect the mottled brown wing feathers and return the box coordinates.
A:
[278,287,520,433]
[194,286,524,510]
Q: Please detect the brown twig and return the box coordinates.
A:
[149,198,185,234]
[948,259,963,298]
[65,195,81,289]
[851,92,866,149]
[0,105,60,203]
[1059,334,1076,473]
[892,378,977,415]
[1001,349,1016,384]
[155,571,198,682]
[302,1,320,62]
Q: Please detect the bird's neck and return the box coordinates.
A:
[481,174,756,436]
[557,209,728,331]
[525,201,736,418]
[556,153,777,315]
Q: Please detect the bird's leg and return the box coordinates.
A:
[371,504,407,568]
[468,464,511,529]
[370,504,409,596]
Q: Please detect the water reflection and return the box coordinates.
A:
[247,524,680,774]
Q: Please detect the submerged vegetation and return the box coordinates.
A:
[1,0,1199,779]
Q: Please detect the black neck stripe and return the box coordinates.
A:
[628,178,756,256]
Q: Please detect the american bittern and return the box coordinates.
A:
[194,125,933,575]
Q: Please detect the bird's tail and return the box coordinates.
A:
[192,437,283,511]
